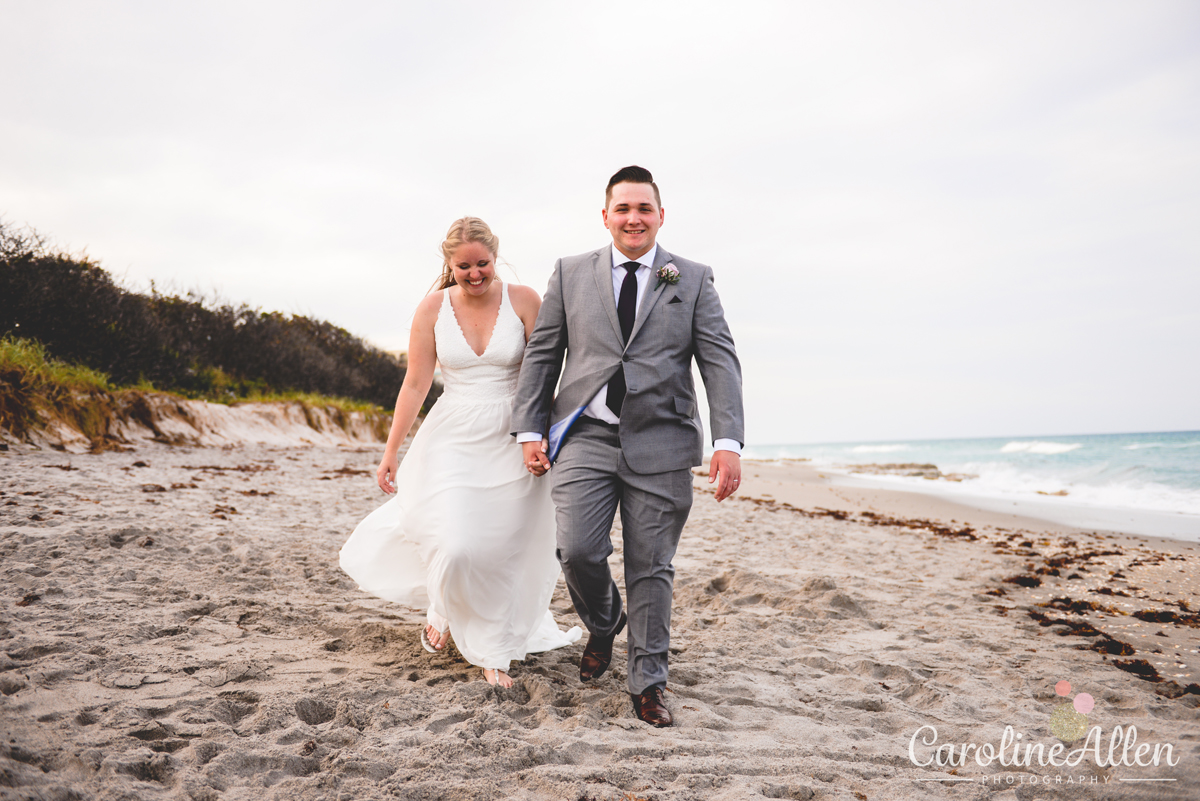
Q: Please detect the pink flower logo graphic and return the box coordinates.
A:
[1049,680,1095,742]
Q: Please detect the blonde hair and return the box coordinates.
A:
[432,217,500,291]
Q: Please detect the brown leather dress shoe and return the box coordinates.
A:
[579,611,626,682]
[631,686,673,727]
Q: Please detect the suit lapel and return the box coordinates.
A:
[590,247,624,345]
[625,246,673,349]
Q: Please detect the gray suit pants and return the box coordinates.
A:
[550,419,693,694]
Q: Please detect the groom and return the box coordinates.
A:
[512,166,744,727]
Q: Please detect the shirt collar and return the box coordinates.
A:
[611,243,657,272]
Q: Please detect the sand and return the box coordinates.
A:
[2,443,1198,801]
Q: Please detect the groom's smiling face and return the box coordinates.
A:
[603,182,664,260]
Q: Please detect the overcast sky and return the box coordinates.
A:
[2,1,1197,446]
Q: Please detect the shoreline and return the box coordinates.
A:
[733,458,1200,544]
[703,457,1199,695]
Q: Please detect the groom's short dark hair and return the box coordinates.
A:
[606,165,661,208]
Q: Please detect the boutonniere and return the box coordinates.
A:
[654,263,680,291]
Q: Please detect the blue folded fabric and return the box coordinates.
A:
[547,405,588,464]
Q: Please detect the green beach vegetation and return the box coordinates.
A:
[0,335,115,442]
[0,334,397,449]
[0,220,436,446]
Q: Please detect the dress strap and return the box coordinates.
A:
[506,281,525,323]
[436,287,453,335]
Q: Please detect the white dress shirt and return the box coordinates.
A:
[518,243,741,456]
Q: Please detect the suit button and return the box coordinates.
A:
[622,355,630,362]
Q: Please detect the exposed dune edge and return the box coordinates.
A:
[2,390,390,452]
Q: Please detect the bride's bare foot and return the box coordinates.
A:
[424,623,450,651]
[483,668,513,688]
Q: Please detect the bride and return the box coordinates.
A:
[339,217,580,687]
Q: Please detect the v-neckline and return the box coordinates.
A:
[447,282,504,359]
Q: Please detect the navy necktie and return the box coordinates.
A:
[605,261,640,417]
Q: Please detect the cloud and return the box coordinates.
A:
[1,0,1197,442]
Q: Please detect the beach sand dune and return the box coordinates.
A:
[2,445,1196,800]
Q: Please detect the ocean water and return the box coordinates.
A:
[743,430,1200,517]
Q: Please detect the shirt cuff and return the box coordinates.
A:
[516,432,543,443]
[713,438,742,456]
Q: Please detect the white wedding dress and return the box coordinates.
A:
[339,283,580,672]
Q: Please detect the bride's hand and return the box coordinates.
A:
[377,453,399,494]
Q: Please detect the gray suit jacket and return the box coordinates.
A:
[511,244,744,474]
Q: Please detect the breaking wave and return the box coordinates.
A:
[1000,441,1082,455]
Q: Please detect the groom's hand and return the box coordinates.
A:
[709,450,741,502]
[523,440,550,477]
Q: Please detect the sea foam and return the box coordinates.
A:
[1000,441,1082,455]
[749,431,1200,522]
[850,444,910,453]
[1123,440,1200,450]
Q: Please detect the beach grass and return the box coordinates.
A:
[233,390,386,416]
[0,335,114,393]
[0,334,392,447]
[0,336,117,440]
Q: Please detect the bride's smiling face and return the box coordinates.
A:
[450,241,497,296]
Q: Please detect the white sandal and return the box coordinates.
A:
[421,624,448,653]
[483,668,513,688]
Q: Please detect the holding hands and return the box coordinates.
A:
[523,439,550,477]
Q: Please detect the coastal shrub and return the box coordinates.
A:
[0,220,438,411]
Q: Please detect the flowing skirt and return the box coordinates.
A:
[339,394,580,671]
